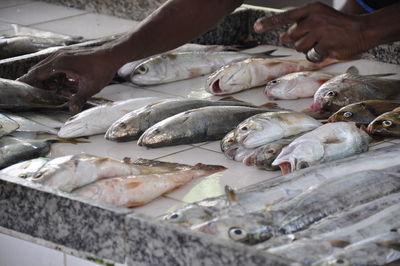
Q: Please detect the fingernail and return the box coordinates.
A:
[254,22,262,32]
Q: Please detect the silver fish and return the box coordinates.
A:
[195,164,400,245]
[0,157,51,179]
[130,50,278,85]
[234,111,321,149]
[206,58,337,95]
[106,98,258,142]
[138,105,283,148]
[58,97,161,138]
[0,113,19,137]
[311,73,400,112]
[3,112,58,135]
[273,122,371,174]
[163,144,400,229]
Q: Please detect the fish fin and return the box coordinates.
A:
[317,78,331,85]
[345,66,359,75]
[376,241,400,251]
[224,185,237,202]
[46,138,91,144]
[222,42,259,51]
[124,200,148,207]
[124,181,144,189]
[329,240,350,248]
[192,163,227,172]
[259,102,278,108]
[252,49,290,58]
[218,96,248,104]
[364,73,397,78]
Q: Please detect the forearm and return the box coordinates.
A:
[340,0,367,14]
[107,0,243,68]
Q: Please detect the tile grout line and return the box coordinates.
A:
[27,11,90,28]
[0,1,36,10]
[151,146,196,160]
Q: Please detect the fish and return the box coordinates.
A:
[0,137,51,169]
[162,144,400,228]
[311,73,400,112]
[220,130,257,162]
[234,111,321,149]
[264,71,335,100]
[117,43,256,81]
[0,113,19,137]
[243,137,295,170]
[328,100,400,125]
[28,154,198,192]
[58,97,162,138]
[314,231,400,266]
[0,157,51,179]
[205,58,337,95]
[367,107,400,137]
[138,105,284,148]
[73,163,226,207]
[3,112,58,135]
[106,97,258,142]
[14,111,65,129]
[130,50,279,85]
[195,164,400,245]
[273,122,371,174]
[0,78,69,110]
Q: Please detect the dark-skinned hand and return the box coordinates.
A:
[253,2,373,60]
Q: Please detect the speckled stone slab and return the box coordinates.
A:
[125,214,294,266]
[0,175,132,263]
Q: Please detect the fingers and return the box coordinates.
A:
[254,6,309,33]
[68,77,98,115]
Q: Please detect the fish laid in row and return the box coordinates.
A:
[368,107,400,137]
[58,97,162,138]
[106,97,259,142]
[206,58,337,95]
[311,73,400,112]
[162,144,400,228]
[273,122,371,174]
[137,105,284,148]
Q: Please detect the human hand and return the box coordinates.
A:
[253,2,373,61]
[17,46,120,114]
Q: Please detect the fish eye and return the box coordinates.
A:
[270,80,278,84]
[343,111,352,118]
[167,213,180,220]
[240,126,248,131]
[228,227,248,241]
[326,91,337,97]
[298,161,309,169]
[267,148,276,154]
[331,258,350,266]
[382,120,393,127]
[136,65,148,74]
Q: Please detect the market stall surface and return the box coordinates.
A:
[1,1,400,266]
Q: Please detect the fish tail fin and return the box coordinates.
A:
[192,163,227,173]
[259,102,279,108]
[254,49,290,58]
[222,42,259,51]
[218,96,252,105]
[46,137,91,144]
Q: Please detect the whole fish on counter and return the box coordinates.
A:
[0,137,51,169]
[195,164,400,245]
[205,58,337,95]
[138,105,284,148]
[1,157,51,179]
[220,130,257,162]
[117,43,255,81]
[130,49,279,85]
[273,122,371,174]
[311,73,400,112]
[328,100,400,125]
[58,97,162,138]
[0,113,19,137]
[29,154,197,192]
[73,163,226,207]
[234,111,321,149]
[106,97,258,142]
[163,144,400,228]
[0,78,69,110]
[367,107,400,137]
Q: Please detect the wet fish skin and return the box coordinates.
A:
[138,106,282,148]
[105,98,257,142]
[0,157,51,179]
[328,100,400,125]
[0,78,69,110]
[58,97,161,138]
[312,73,400,112]
[264,71,334,100]
[206,58,336,95]
[234,111,321,149]
[0,137,50,169]
[163,144,400,228]
[3,112,58,135]
[0,113,19,137]
[73,163,226,207]
[130,50,276,85]
[273,122,371,174]
[367,107,400,137]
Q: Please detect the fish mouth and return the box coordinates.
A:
[327,114,336,123]
[310,101,322,112]
[264,88,276,99]
[211,79,223,94]
[243,154,255,166]
[366,124,376,134]
[225,147,239,159]
[278,162,292,175]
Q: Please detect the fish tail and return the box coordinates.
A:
[192,163,227,173]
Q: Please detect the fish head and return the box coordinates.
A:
[220,131,237,153]
[328,102,375,124]
[130,55,169,85]
[206,61,251,95]
[162,204,216,227]
[367,111,400,137]
[254,142,287,170]
[264,72,311,100]
[0,114,19,136]
[272,139,324,174]
[314,256,352,266]
[194,213,275,245]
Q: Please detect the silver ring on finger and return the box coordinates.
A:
[306,47,324,63]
